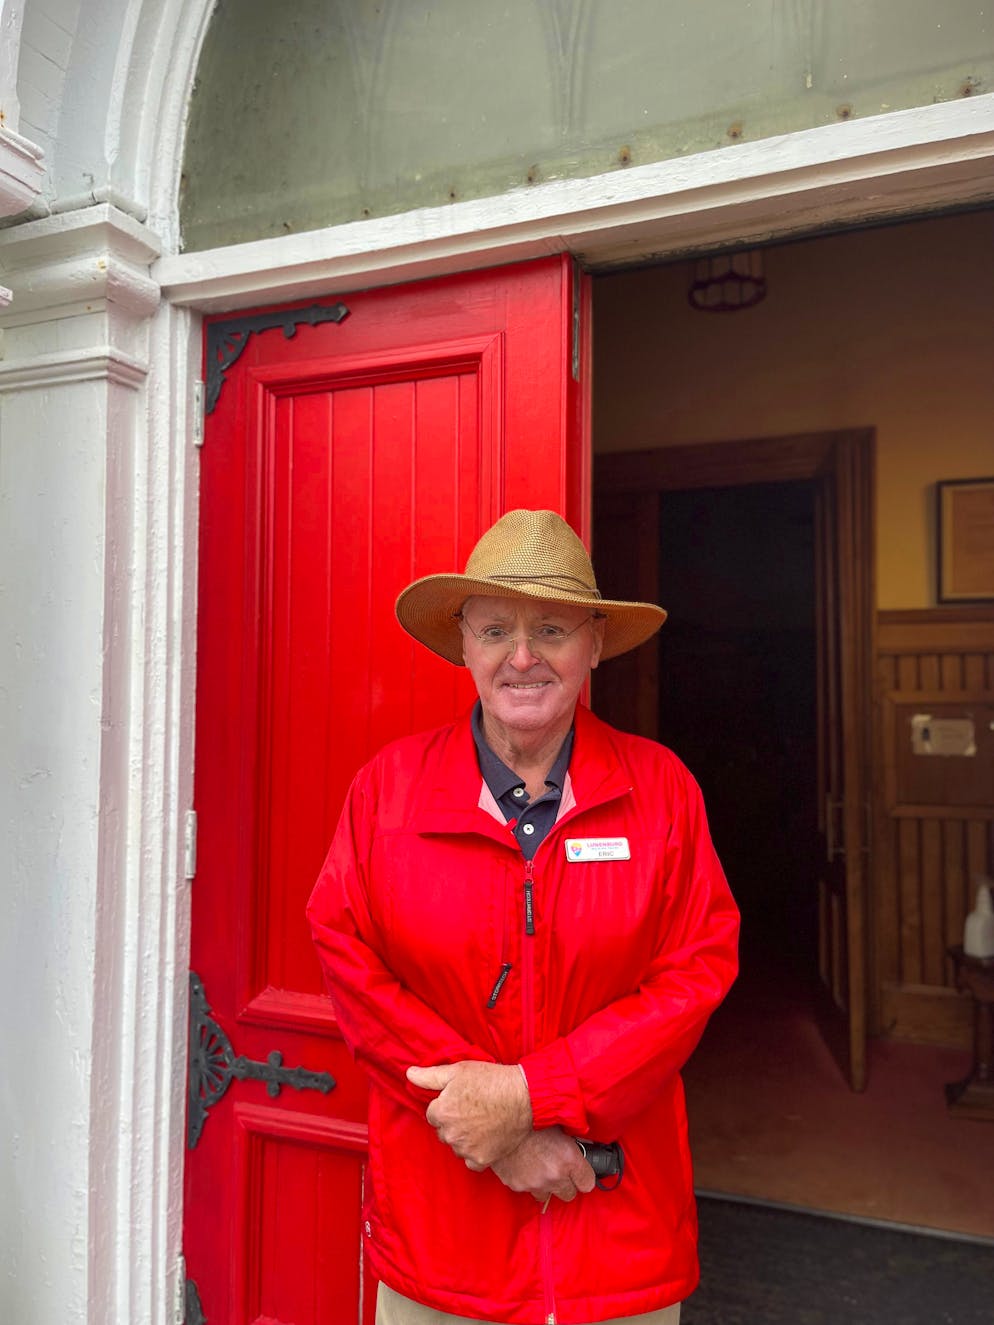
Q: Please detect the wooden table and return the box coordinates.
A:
[946,945,994,1120]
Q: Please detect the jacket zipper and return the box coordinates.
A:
[523,857,535,936]
[521,855,557,1324]
[521,857,536,1055]
[541,1211,557,1324]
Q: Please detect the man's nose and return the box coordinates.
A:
[507,634,542,666]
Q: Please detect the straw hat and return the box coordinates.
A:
[395,509,666,665]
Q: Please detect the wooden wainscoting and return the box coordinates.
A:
[874,609,994,1047]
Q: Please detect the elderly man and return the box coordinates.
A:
[307,509,739,1325]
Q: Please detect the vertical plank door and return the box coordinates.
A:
[185,256,590,1325]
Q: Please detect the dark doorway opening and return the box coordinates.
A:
[656,481,818,981]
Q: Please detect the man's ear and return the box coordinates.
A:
[589,616,606,669]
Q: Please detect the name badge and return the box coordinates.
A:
[565,837,630,862]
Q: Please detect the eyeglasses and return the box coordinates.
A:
[457,613,601,655]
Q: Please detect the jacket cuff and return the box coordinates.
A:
[519,1041,588,1133]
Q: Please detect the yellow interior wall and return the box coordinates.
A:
[592,210,994,610]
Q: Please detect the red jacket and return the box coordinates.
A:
[307,705,738,1324]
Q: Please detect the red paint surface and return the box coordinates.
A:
[186,257,589,1323]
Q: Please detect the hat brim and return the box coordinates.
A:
[395,574,667,666]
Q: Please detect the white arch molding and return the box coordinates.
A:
[0,3,992,1323]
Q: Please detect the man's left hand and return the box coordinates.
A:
[492,1127,597,1203]
[406,1060,532,1168]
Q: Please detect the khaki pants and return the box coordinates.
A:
[376,1282,681,1325]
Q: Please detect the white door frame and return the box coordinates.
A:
[156,93,994,311]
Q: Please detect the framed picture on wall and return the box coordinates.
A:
[937,477,994,603]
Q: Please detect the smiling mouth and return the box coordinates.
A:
[504,681,549,689]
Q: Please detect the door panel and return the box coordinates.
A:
[186,256,589,1324]
[814,436,872,1091]
[592,432,873,1091]
[815,475,851,1056]
[591,490,660,737]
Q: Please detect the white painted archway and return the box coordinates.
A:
[0,3,992,1322]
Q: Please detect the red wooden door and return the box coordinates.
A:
[185,256,590,1325]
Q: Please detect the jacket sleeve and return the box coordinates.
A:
[306,765,495,1114]
[519,767,739,1138]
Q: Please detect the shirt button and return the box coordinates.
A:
[521,823,536,836]
[512,787,526,798]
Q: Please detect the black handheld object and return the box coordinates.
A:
[575,1139,624,1189]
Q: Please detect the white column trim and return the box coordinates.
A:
[157,93,994,312]
[0,124,46,218]
[0,345,149,390]
[0,195,184,1325]
[0,204,161,319]
[113,0,221,250]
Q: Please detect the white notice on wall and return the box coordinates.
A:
[910,714,977,757]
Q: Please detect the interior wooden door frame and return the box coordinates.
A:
[593,428,876,1082]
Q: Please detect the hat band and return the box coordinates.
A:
[482,572,602,598]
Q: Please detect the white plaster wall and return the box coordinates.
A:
[15,0,78,176]
[1,0,27,129]
[0,372,108,1320]
[10,0,217,234]
[592,209,994,610]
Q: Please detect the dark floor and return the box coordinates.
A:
[682,954,994,1241]
[684,1196,994,1325]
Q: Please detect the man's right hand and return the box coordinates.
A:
[490,1127,596,1204]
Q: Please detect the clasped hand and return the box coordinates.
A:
[406,1061,596,1204]
[406,1060,531,1167]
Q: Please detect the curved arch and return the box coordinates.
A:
[109,0,216,248]
[13,0,213,247]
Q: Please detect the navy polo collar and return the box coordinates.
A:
[470,701,573,800]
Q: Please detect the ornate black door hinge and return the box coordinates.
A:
[205,301,350,415]
[187,971,336,1149]
[185,1277,207,1325]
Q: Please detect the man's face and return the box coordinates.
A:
[459,596,604,744]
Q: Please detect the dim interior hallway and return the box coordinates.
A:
[682,955,994,1242]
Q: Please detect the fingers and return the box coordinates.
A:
[414,1061,533,1169]
[407,1064,455,1092]
[568,1150,597,1194]
[530,1177,578,1205]
[490,1128,597,1204]
[551,1177,579,1203]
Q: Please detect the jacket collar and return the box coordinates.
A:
[412,704,631,838]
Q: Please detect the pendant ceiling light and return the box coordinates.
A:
[688,250,767,312]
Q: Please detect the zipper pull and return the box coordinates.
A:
[523,860,535,936]
[487,963,513,1008]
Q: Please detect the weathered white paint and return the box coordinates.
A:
[0,6,211,1319]
[158,92,994,311]
[0,0,46,217]
[0,3,992,1324]
[0,201,199,1325]
[0,365,105,1324]
[0,0,26,129]
[10,0,215,230]
[0,124,45,215]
